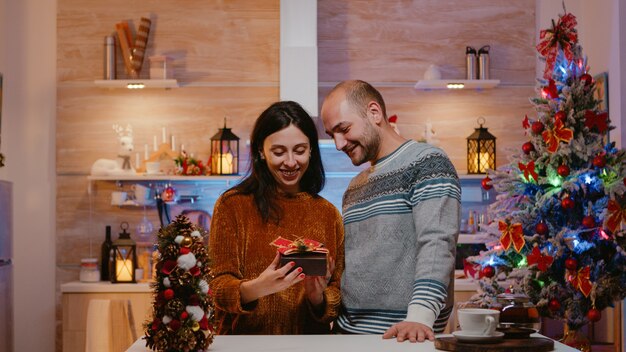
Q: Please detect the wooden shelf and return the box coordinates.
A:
[87,174,238,182]
[93,79,179,89]
[414,79,500,90]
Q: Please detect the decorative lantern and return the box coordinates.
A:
[110,222,137,283]
[467,117,496,174]
[210,118,239,175]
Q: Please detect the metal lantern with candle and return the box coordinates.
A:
[466,117,496,174]
[110,222,137,283]
[210,118,239,175]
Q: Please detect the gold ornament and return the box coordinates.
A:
[181,236,193,248]
[192,321,200,331]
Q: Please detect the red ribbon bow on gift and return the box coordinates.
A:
[604,199,625,233]
[584,110,609,134]
[526,246,553,272]
[567,266,592,297]
[542,119,574,153]
[499,221,525,253]
[518,161,538,183]
[270,236,329,255]
[536,13,578,79]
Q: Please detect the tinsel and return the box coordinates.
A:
[466,11,626,330]
[144,215,215,351]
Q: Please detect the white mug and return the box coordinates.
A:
[457,308,500,336]
[111,191,128,206]
[145,161,161,175]
[132,184,152,205]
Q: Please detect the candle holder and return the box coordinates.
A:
[210,118,239,175]
[110,222,137,283]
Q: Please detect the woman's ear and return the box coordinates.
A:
[259,151,266,160]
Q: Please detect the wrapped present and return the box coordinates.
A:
[270,236,328,276]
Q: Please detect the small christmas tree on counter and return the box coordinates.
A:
[144,215,215,351]
[466,10,626,332]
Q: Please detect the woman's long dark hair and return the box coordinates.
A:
[230,101,325,223]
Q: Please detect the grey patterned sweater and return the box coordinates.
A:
[337,140,460,334]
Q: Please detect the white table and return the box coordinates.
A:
[126,333,579,351]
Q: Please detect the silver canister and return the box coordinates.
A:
[478,45,490,80]
[465,46,477,80]
[104,35,116,80]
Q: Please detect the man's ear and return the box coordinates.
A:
[367,101,384,125]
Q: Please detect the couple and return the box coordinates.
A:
[208,80,461,342]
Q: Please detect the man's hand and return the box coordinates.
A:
[382,321,435,343]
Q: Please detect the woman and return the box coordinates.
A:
[209,101,344,334]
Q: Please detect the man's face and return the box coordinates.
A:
[321,93,380,166]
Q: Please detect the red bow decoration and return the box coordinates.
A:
[584,110,609,134]
[567,266,592,297]
[536,13,578,79]
[270,236,328,255]
[604,199,625,233]
[526,246,553,272]
[522,115,530,129]
[518,161,538,183]
[541,79,559,99]
[499,221,525,252]
[542,119,574,153]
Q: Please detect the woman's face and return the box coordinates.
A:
[261,124,311,194]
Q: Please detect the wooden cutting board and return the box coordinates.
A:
[434,336,554,352]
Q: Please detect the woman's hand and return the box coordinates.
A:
[240,252,305,304]
[304,256,335,308]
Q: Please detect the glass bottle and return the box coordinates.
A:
[100,225,112,281]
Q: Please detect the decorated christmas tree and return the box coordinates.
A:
[144,215,215,351]
[466,11,626,332]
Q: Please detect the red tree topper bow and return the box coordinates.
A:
[604,199,625,233]
[542,119,574,153]
[568,266,592,297]
[526,246,553,272]
[518,161,538,183]
[584,110,609,134]
[499,221,525,252]
[270,236,328,255]
[536,13,578,79]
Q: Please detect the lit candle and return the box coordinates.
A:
[171,135,176,151]
[144,144,149,160]
[135,152,140,169]
[153,136,157,151]
[116,259,134,282]
[162,127,166,144]
[213,152,234,174]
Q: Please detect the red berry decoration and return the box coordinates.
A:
[582,216,595,229]
[482,265,496,278]
[592,155,606,168]
[522,142,535,155]
[180,311,189,320]
[555,110,567,122]
[481,176,493,191]
[587,308,601,322]
[580,73,593,86]
[557,164,570,177]
[535,222,549,236]
[164,288,175,300]
[565,258,578,271]
[548,299,561,312]
[561,197,575,210]
[531,121,545,134]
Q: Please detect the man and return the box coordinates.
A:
[320,80,460,343]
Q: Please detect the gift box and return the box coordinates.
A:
[271,236,328,276]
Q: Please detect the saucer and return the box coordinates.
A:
[452,330,504,343]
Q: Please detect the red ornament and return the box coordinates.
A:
[582,216,596,229]
[164,288,175,300]
[169,319,181,331]
[162,186,177,202]
[557,164,570,177]
[531,121,545,134]
[180,311,189,320]
[565,258,578,271]
[482,265,496,278]
[535,222,549,236]
[555,110,567,123]
[548,299,561,311]
[522,142,535,155]
[580,73,593,86]
[592,155,606,168]
[481,176,493,191]
[180,247,191,255]
[587,308,601,322]
[561,197,575,210]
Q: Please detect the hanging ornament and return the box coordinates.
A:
[592,154,606,168]
[587,308,601,322]
[526,246,554,272]
[499,221,525,252]
[542,119,574,153]
[482,265,496,278]
[164,288,175,300]
[535,222,549,236]
[519,161,538,183]
[565,258,578,271]
[557,164,570,177]
[481,176,493,191]
[548,299,561,311]
[541,79,559,99]
[580,73,593,86]
[522,142,535,155]
[531,121,545,134]
[561,197,575,210]
[180,236,193,248]
[555,110,567,123]
[162,186,177,202]
[582,216,596,229]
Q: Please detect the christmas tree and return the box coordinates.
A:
[144,215,215,351]
[466,11,626,330]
